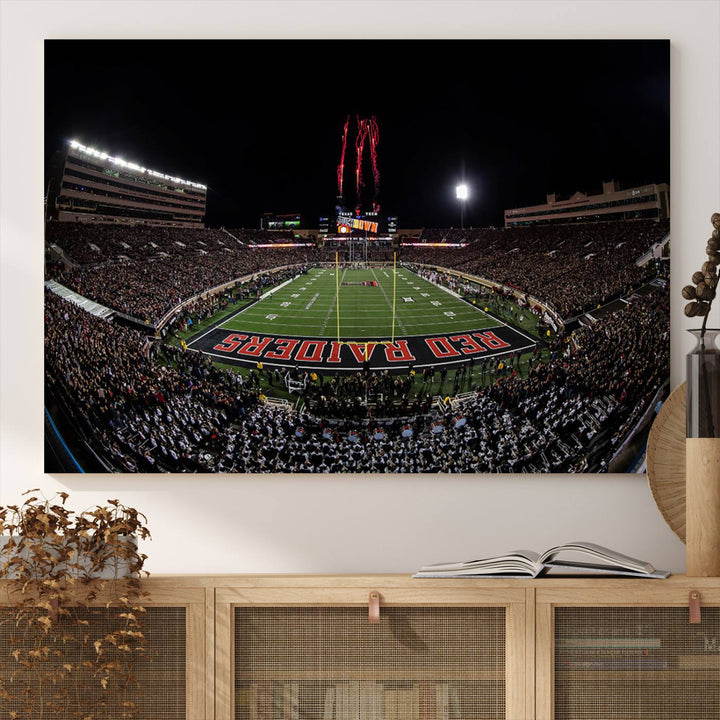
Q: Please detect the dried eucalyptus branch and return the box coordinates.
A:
[682,212,720,331]
[683,213,720,438]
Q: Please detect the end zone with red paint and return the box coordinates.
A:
[189,324,537,373]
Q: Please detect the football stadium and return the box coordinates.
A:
[43,41,670,474]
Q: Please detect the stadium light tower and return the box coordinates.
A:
[456,184,469,229]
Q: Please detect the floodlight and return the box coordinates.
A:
[456,184,469,228]
[456,184,469,200]
[66,139,207,189]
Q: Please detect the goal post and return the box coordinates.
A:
[391,250,397,343]
[335,250,341,342]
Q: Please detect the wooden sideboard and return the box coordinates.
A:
[2,574,719,719]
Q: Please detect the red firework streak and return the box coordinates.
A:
[368,116,380,210]
[355,115,370,199]
[337,116,349,198]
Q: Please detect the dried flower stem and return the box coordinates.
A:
[685,213,720,437]
[0,491,150,719]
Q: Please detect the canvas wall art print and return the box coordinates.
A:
[44,39,670,474]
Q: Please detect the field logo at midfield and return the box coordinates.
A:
[198,328,525,372]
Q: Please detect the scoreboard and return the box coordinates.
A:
[261,212,302,230]
[333,211,398,236]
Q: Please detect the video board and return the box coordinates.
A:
[334,211,397,236]
[261,212,302,230]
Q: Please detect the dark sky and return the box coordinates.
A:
[44,39,669,229]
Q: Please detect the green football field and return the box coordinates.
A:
[218,266,501,339]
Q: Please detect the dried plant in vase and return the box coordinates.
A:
[682,213,720,438]
[682,212,719,321]
[0,490,151,719]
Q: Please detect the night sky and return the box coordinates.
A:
[44,39,669,229]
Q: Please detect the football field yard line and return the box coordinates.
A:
[211,319,508,338]
[323,267,346,337]
[370,266,406,337]
[260,276,295,298]
[395,268,493,335]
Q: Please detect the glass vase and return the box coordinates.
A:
[686,328,720,438]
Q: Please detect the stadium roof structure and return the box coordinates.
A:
[49,140,208,228]
[504,180,669,227]
[69,140,207,189]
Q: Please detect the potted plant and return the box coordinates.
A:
[682,213,720,576]
[682,212,720,437]
[0,490,151,719]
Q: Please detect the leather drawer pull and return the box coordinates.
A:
[689,590,702,624]
[368,591,380,623]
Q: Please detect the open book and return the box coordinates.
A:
[414,541,671,579]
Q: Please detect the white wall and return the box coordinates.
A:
[1,1,718,575]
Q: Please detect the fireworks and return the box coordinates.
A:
[336,115,380,213]
[355,115,369,199]
[336,116,349,198]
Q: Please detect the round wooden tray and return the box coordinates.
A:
[646,382,686,542]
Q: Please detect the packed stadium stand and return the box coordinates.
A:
[46,223,330,325]
[44,216,670,473]
[224,228,299,245]
[405,220,669,319]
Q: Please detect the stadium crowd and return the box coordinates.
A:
[401,220,669,318]
[302,370,432,420]
[47,223,332,323]
[45,267,669,473]
[46,219,667,327]
[224,228,297,244]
